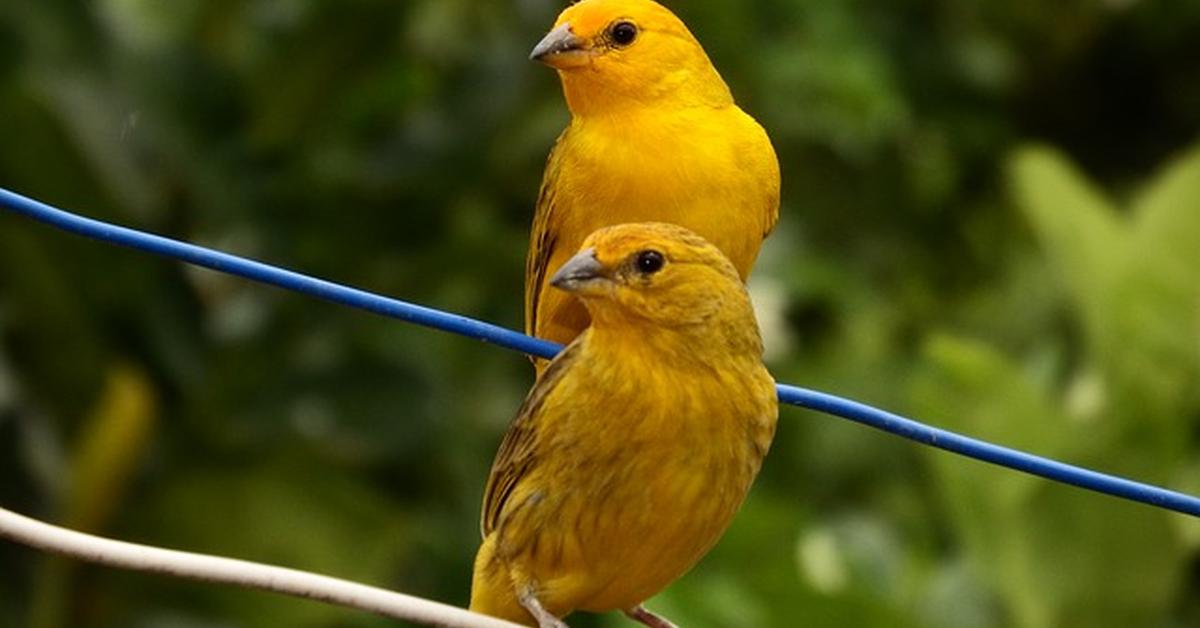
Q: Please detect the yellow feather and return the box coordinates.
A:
[473,223,778,625]
[525,0,781,367]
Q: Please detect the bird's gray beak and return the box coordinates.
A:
[530,23,590,69]
[550,248,608,292]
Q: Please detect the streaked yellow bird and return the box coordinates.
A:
[471,223,778,627]
[525,0,781,368]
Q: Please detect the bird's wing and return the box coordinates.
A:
[525,130,569,338]
[480,340,580,537]
[763,182,780,238]
[758,126,783,239]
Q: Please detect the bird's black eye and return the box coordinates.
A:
[609,21,638,46]
[634,250,665,274]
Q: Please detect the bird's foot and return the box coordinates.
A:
[518,590,569,628]
[625,605,679,628]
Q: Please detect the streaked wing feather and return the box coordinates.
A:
[480,341,580,537]
[758,126,782,239]
[525,130,569,337]
[763,189,780,238]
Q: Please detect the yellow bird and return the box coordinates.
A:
[525,0,781,366]
[471,223,778,627]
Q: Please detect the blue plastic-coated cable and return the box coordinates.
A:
[776,385,1200,516]
[3,186,1199,518]
[0,188,561,360]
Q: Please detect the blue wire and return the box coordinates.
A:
[3,186,1199,518]
[777,385,1200,515]
[0,188,561,360]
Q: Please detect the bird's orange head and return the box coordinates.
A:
[550,223,759,350]
[530,0,733,115]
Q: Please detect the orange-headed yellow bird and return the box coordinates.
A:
[525,0,781,362]
[471,223,778,627]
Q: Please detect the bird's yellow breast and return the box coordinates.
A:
[478,340,776,617]
[554,106,777,276]
[528,105,780,348]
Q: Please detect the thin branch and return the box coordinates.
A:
[0,506,521,628]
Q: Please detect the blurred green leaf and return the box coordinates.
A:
[914,334,1185,628]
[1009,146,1123,331]
[30,362,158,628]
[1011,145,1200,451]
[67,362,158,532]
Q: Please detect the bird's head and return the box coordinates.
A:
[530,0,732,114]
[550,223,758,346]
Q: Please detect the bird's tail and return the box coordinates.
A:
[470,537,536,625]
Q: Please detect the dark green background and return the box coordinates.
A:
[1,1,1199,627]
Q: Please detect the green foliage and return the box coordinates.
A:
[1012,146,1200,441]
[2,1,1199,627]
[905,146,1200,627]
[914,335,1183,628]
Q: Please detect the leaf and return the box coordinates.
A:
[30,362,158,628]
[1134,144,1200,278]
[67,362,159,532]
[1126,146,1200,415]
[911,334,1063,628]
[1010,144,1200,447]
[1008,146,1124,334]
[913,333,1185,628]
